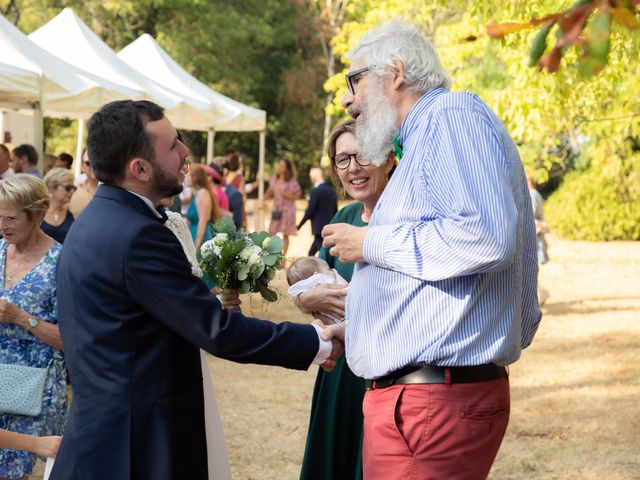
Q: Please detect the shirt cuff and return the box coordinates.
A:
[363,225,393,267]
[310,323,332,364]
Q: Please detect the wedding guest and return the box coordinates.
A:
[297,166,338,256]
[294,120,394,480]
[0,430,61,459]
[264,159,300,255]
[186,164,223,249]
[322,19,541,479]
[41,168,76,244]
[56,152,73,170]
[53,99,341,479]
[0,145,14,179]
[69,149,99,217]
[10,144,41,178]
[42,154,59,175]
[527,173,550,305]
[211,159,244,231]
[0,174,66,478]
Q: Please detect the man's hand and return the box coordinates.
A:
[322,223,368,263]
[313,320,346,372]
[213,288,242,312]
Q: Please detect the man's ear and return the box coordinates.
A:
[390,59,406,91]
[127,157,152,182]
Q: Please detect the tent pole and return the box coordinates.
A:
[258,130,266,231]
[74,118,85,177]
[33,101,44,172]
[206,128,215,164]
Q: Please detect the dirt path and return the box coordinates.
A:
[208,231,640,479]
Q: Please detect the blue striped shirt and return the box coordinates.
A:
[345,87,542,379]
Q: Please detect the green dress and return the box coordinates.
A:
[300,202,366,480]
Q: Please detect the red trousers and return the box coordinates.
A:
[362,377,510,480]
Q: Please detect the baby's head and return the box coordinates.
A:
[287,256,331,286]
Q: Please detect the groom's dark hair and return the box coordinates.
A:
[87,100,164,185]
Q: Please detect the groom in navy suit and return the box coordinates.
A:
[53,100,340,480]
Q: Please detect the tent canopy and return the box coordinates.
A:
[119,34,266,132]
[0,62,39,109]
[29,8,223,131]
[0,13,141,118]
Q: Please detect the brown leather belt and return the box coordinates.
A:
[365,364,507,390]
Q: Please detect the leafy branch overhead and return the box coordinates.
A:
[485,0,640,76]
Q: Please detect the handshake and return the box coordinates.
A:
[313,320,346,373]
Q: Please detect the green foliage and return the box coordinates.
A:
[546,153,640,240]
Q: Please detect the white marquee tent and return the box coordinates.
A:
[0,13,142,160]
[118,33,268,206]
[28,8,222,133]
[0,62,39,109]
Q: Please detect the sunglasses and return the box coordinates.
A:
[61,184,77,193]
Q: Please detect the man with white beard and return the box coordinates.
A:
[321,18,542,479]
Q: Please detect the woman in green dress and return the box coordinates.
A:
[295,120,395,480]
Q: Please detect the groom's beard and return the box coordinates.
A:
[151,163,183,198]
[356,79,398,167]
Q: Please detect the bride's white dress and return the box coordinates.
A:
[165,210,232,480]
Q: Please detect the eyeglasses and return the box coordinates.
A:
[0,213,24,226]
[333,152,372,170]
[61,184,77,193]
[345,66,371,95]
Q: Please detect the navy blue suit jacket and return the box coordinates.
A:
[52,185,318,480]
[297,181,338,235]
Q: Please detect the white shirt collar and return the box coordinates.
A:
[126,189,162,218]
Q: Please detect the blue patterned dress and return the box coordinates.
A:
[0,240,67,478]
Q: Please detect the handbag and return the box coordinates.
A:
[271,210,283,221]
[0,363,49,416]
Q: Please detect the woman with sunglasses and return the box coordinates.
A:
[69,149,99,218]
[41,168,77,244]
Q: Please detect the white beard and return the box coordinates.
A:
[356,79,398,167]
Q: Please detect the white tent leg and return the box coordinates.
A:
[74,118,85,177]
[258,130,266,231]
[0,111,5,142]
[206,128,215,164]
[33,101,44,172]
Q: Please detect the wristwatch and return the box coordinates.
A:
[27,316,39,329]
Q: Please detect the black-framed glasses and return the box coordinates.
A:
[62,184,77,193]
[333,152,372,170]
[345,66,371,95]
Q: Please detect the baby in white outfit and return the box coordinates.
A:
[287,257,347,324]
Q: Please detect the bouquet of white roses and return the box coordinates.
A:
[199,216,284,302]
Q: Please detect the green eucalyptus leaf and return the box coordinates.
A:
[239,281,251,294]
[249,231,269,246]
[258,284,278,302]
[266,235,283,253]
[238,265,250,281]
[213,216,236,235]
[263,254,278,266]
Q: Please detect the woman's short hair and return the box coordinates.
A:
[348,18,451,95]
[43,167,74,190]
[0,174,50,220]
